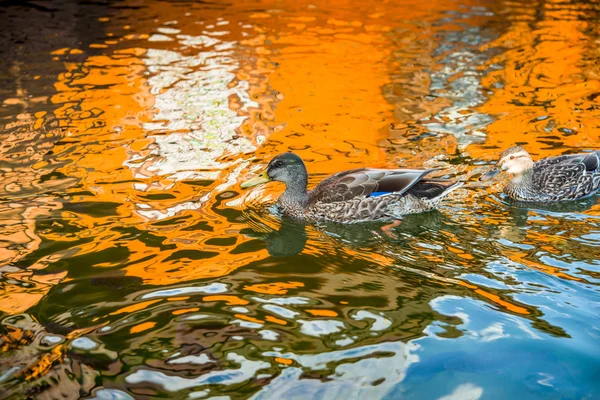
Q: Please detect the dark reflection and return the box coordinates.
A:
[479,192,600,231]
[506,194,600,214]
[0,313,106,399]
[241,209,453,256]
[241,217,308,257]
[0,0,108,111]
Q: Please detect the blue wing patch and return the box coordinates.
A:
[369,191,391,198]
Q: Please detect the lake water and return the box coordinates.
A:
[0,0,599,399]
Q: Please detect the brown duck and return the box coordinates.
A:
[241,152,462,223]
[481,146,600,202]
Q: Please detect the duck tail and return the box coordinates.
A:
[435,180,464,200]
[422,180,463,208]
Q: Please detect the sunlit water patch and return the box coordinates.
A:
[1,0,600,399]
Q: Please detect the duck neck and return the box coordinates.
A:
[507,168,536,198]
[510,168,534,186]
[279,177,309,210]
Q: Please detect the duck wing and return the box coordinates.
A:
[308,168,438,205]
[535,151,600,171]
[533,151,600,197]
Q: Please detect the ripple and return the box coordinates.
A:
[88,389,135,400]
[141,283,228,299]
[168,354,214,365]
[352,310,392,332]
[253,297,311,305]
[2,0,600,398]
[126,353,270,391]
[262,304,299,319]
[71,337,99,350]
[258,341,419,399]
[298,319,345,337]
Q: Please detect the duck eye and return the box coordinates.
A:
[509,156,515,160]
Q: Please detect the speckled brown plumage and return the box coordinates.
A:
[496,148,600,202]
[242,153,463,223]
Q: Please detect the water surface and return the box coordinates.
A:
[0,0,599,399]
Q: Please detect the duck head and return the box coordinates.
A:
[241,152,308,189]
[480,146,534,181]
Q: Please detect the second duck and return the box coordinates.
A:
[481,145,600,202]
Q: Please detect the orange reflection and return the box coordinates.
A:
[265,316,288,325]
[507,250,582,282]
[306,309,338,317]
[470,0,600,159]
[109,299,161,316]
[458,281,530,315]
[246,6,395,174]
[244,281,304,295]
[234,314,264,325]
[45,16,277,285]
[173,307,200,315]
[0,118,66,314]
[203,295,249,305]
[130,321,156,334]
[274,357,293,365]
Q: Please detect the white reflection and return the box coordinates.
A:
[335,335,354,346]
[511,317,542,340]
[259,330,279,341]
[423,23,496,146]
[41,334,64,346]
[139,36,257,181]
[232,318,263,329]
[88,388,135,400]
[298,319,345,337]
[125,30,262,220]
[262,304,299,319]
[126,353,269,391]
[167,353,214,365]
[480,322,508,342]
[353,310,392,331]
[430,295,470,325]
[430,296,520,343]
[141,282,227,299]
[256,341,419,399]
[437,383,483,400]
[252,297,311,305]
[537,372,555,387]
[157,27,181,35]
[182,314,211,321]
[71,337,99,350]
[148,34,173,42]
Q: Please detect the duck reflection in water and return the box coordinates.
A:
[240,216,308,257]
[241,210,457,257]
[470,189,600,248]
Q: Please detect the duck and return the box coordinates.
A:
[240,152,463,223]
[480,145,600,202]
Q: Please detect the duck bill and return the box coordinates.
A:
[480,167,501,182]
[241,171,270,188]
